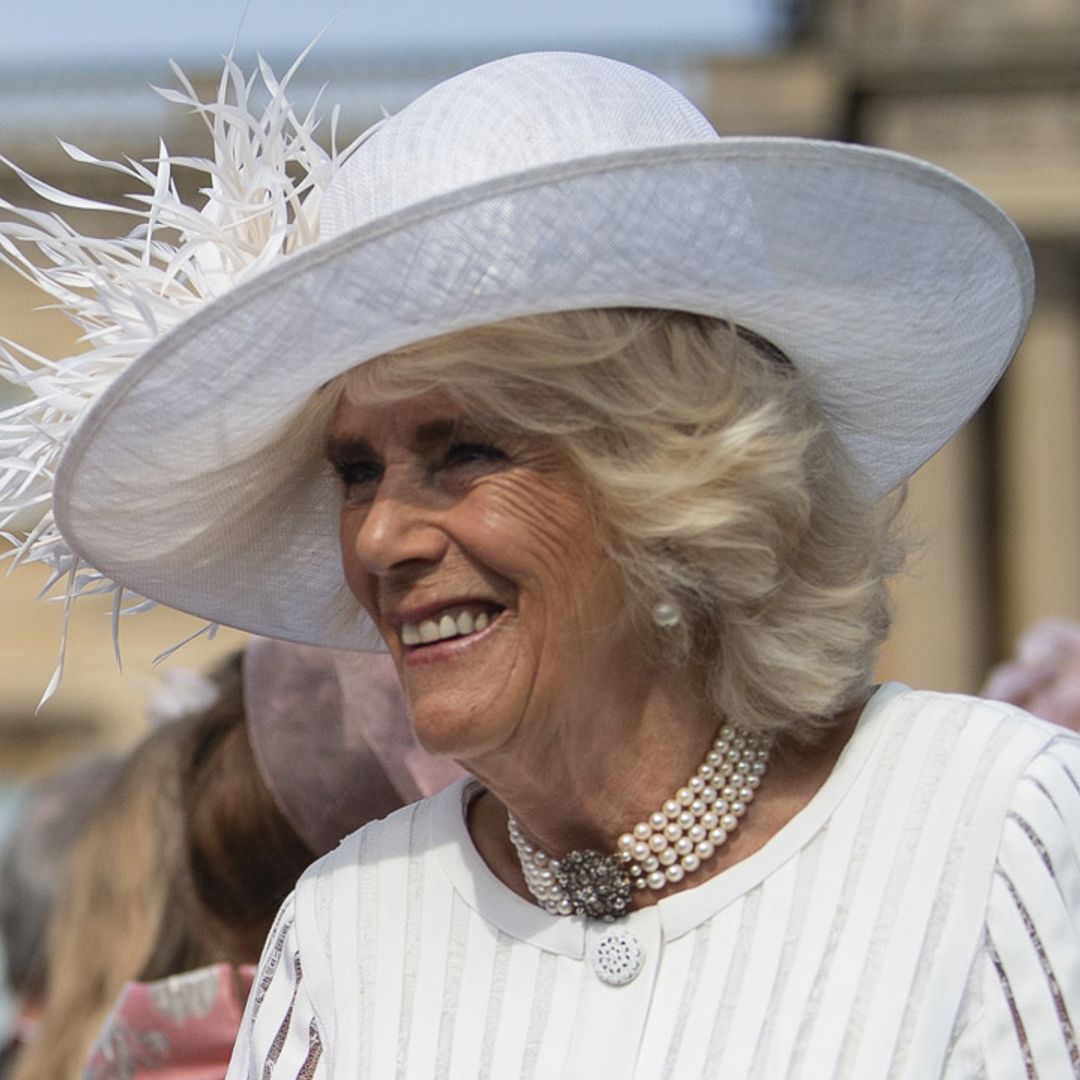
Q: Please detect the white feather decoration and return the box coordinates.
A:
[0,47,375,701]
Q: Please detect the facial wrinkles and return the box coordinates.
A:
[334,391,645,784]
[456,483,616,772]
[365,460,550,598]
[375,545,510,631]
[430,449,589,599]
[468,471,636,780]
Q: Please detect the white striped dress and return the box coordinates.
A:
[226,684,1080,1078]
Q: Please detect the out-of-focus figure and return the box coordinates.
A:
[12,641,459,1080]
[983,619,1080,733]
[0,756,121,1078]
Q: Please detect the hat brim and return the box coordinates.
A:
[54,138,1033,648]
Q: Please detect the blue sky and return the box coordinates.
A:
[2,0,782,65]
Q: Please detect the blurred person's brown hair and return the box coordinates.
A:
[180,652,315,964]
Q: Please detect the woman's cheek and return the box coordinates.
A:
[338,510,373,608]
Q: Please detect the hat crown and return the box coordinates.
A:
[320,51,719,239]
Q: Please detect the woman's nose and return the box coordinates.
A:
[350,470,448,577]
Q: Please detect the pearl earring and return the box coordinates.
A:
[652,599,682,629]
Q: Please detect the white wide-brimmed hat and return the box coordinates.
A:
[7,51,1032,651]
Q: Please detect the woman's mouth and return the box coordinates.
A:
[400,602,505,650]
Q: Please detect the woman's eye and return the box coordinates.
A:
[441,441,508,470]
[334,460,382,499]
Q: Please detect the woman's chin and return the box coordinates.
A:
[405,691,506,761]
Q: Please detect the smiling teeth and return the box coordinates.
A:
[401,608,493,647]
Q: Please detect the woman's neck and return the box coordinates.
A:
[465,663,719,853]
[465,691,866,911]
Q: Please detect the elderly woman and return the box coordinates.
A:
[4,50,1078,1078]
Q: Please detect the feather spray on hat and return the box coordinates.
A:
[0,46,374,700]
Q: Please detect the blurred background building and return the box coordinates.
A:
[1,3,1078,764]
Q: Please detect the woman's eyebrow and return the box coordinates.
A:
[323,434,375,467]
[324,418,488,464]
[414,418,458,449]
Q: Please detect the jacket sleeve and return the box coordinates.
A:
[225,895,327,1080]
[975,734,1080,1078]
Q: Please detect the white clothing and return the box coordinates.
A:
[227,685,1080,1078]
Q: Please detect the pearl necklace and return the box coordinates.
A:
[507,725,770,921]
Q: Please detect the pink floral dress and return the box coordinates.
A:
[84,964,254,1080]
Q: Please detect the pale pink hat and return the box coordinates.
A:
[242,638,463,855]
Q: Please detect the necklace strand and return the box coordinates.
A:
[507,725,770,920]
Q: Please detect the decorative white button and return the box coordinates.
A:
[591,930,644,986]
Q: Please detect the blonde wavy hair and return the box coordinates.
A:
[329,308,907,743]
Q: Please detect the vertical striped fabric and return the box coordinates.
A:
[226,685,1080,1079]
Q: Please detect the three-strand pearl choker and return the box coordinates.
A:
[507,725,770,921]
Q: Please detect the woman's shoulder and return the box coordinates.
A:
[292,776,472,958]
[861,684,1080,873]
[950,705,1080,1075]
[850,684,1079,865]
[299,775,470,886]
[839,687,1080,1075]
[869,681,1077,764]
[276,779,472,1063]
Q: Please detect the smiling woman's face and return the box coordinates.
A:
[327,389,643,764]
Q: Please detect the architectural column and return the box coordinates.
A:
[877,423,993,692]
[995,268,1080,648]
